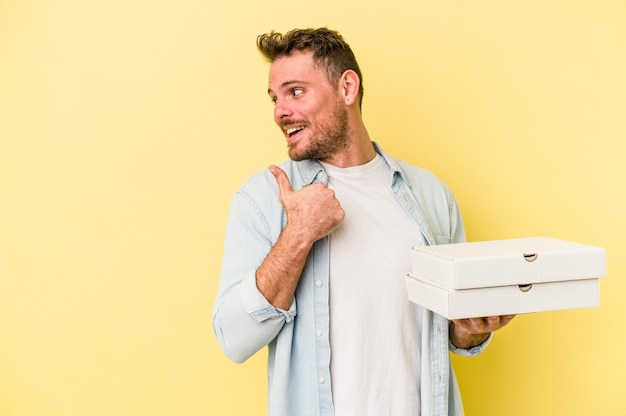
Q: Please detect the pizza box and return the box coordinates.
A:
[406,237,606,319]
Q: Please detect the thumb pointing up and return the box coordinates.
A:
[269,165,294,198]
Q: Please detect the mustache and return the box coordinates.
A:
[280,120,308,129]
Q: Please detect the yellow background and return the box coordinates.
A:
[1,0,624,415]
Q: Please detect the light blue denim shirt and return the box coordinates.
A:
[213,143,491,416]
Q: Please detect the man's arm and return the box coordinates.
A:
[212,165,343,362]
[256,165,344,310]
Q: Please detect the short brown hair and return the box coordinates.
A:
[257,27,364,108]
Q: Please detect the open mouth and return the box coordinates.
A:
[286,125,306,139]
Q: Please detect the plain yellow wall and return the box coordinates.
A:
[1,0,624,415]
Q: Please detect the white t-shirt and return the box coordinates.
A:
[321,154,427,415]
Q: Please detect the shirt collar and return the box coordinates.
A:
[292,141,409,187]
[372,142,411,188]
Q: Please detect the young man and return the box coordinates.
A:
[213,28,514,416]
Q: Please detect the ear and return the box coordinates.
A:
[339,70,360,106]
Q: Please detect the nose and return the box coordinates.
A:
[273,99,292,124]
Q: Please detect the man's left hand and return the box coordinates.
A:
[449,315,516,349]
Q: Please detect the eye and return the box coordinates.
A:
[292,88,304,97]
[270,95,278,105]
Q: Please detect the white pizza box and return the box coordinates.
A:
[410,236,605,289]
[406,237,606,319]
[406,272,601,319]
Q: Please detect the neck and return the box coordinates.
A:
[319,118,376,168]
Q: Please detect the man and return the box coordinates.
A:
[212,27,514,416]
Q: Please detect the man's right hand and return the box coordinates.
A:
[269,165,345,247]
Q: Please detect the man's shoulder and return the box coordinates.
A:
[240,159,320,192]
[394,158,437,178]
[388,156,448,189]
[237,167,275,195]
[374,142,444,185]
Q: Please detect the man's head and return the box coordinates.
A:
[257,28,364,109]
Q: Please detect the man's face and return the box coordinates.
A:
[268,51,349,162]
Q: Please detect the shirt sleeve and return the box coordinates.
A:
[212,188,295,363]
[240,269,296,323]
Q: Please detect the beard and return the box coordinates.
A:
[287,104,350,162]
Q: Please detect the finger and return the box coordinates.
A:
[269,165,294,196]
[484,315,516,331]
[486,316,500,325]
[499,314,516,326]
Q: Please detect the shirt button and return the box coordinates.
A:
[316,330,322,337]
[315,280,323,287]
[319,376,326,384]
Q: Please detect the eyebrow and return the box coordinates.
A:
[267,80,310,96]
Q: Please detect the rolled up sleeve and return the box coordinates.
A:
[240,271,297,323]
[212,187,292,363]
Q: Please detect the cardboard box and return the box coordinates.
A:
[406,237,606,319]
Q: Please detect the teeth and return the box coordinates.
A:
[287,126,304,135]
